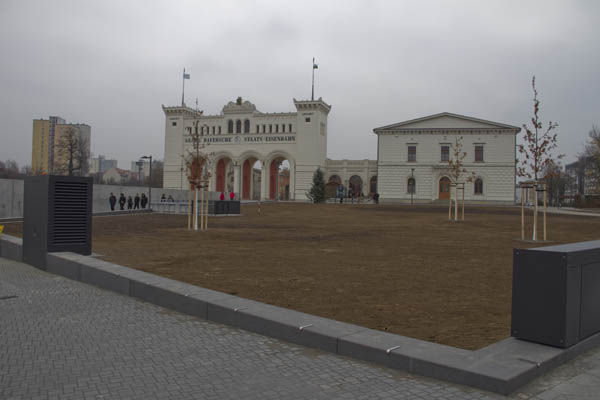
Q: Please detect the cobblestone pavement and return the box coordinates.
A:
[1,258,599,400]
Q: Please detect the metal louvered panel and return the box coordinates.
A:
[51,181,89,245]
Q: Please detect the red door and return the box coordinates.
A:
[216,159,225,193]
[439,177,451,200]
[242,160,251,200]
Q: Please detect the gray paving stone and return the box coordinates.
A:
[3,256,600,399]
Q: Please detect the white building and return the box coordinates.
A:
[163,97,331,201]
[374,112,520,203]
[163,98,519,203]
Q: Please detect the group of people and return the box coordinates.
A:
[109,192,148,211]
[160,194,175,202]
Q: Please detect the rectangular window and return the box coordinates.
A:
[263,124,266,133]
[441,146,450,162]
[256,125,259,133]
[172,122,177,126]
[289,124,293,132]
[269,124,272,133]
[408,146,416,162]
[282,124,286,133]
[475,145,484,162]
[275,124,279,133]
[218,126,221,134]
[305,117,311,123]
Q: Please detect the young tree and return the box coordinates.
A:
[306,168,326,203]
[517,76,562,181]
[183,122,213,230]
[543,160,567,206]
[583,125,600,194]
[516,76,562,240]
[446,136,474,221]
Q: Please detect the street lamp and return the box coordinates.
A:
[411,168,415,205]
[141,155,152,208]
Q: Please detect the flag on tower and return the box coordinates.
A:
[183,72,190,79]
[313,62,318,69]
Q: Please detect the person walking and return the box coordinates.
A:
[134,194,140,209]
[109,192,116,211]
[141,193,147,209]
[118,193,126,210]
[127,195,133,210]
[167,194,174,202]
[161,194,166,202]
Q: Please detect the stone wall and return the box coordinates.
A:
[0,178,229,218]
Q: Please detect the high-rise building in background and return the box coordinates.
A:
[90,155,118,175]
[32,116,91,175]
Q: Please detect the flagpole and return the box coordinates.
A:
[182,68,186,107]
[311,57,315,101]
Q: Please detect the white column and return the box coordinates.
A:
[233,160,240,196]
[289,161,295,200]
[260,159,268,200]
[209,163,217,192]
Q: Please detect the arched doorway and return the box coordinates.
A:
[369,176,377,195]
[269,158,291,200]
[349,175,362,198]
[216,159,226,193]
[242,157,261,200]
[326,175,342,198]
[439,177,451,200]
[215,158,233,193]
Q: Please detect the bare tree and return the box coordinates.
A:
[583,125,600,194]
[516,76,562,241]
[517,76,562,181]
[0,160,24,179]
[56,127,88,176]
[76,135,90,176]
[446,136,474,221]
[183,122,213,230]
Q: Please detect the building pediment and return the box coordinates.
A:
[373,112,520,133]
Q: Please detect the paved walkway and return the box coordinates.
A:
[1,258,599,399]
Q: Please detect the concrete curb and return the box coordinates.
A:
[0,208,153,223]
[2,233,599,395]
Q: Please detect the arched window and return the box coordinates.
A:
[370,176,377,194]
[407,178,416,194]
[227,120,233,134]
[236,120,242,133]
[212,126,215,135]
[244,119,250,133]
[474,178,483,194]
[282,124,286,133]
[275,124,279,133]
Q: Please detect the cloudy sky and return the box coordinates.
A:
[1,0,598,170]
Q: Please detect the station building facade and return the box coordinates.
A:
[374,112,520,202]
[163,98,519,203]
[164,97,340,201]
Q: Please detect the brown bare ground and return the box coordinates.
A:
[4,203,600,350]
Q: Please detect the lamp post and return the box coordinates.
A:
[141,155,152,208]
[411,168,415,205]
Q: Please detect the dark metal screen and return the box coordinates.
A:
[51,181,89,245]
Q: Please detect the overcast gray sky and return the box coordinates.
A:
[1,0,598,170]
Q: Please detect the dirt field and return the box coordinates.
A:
[4,203,600,350]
